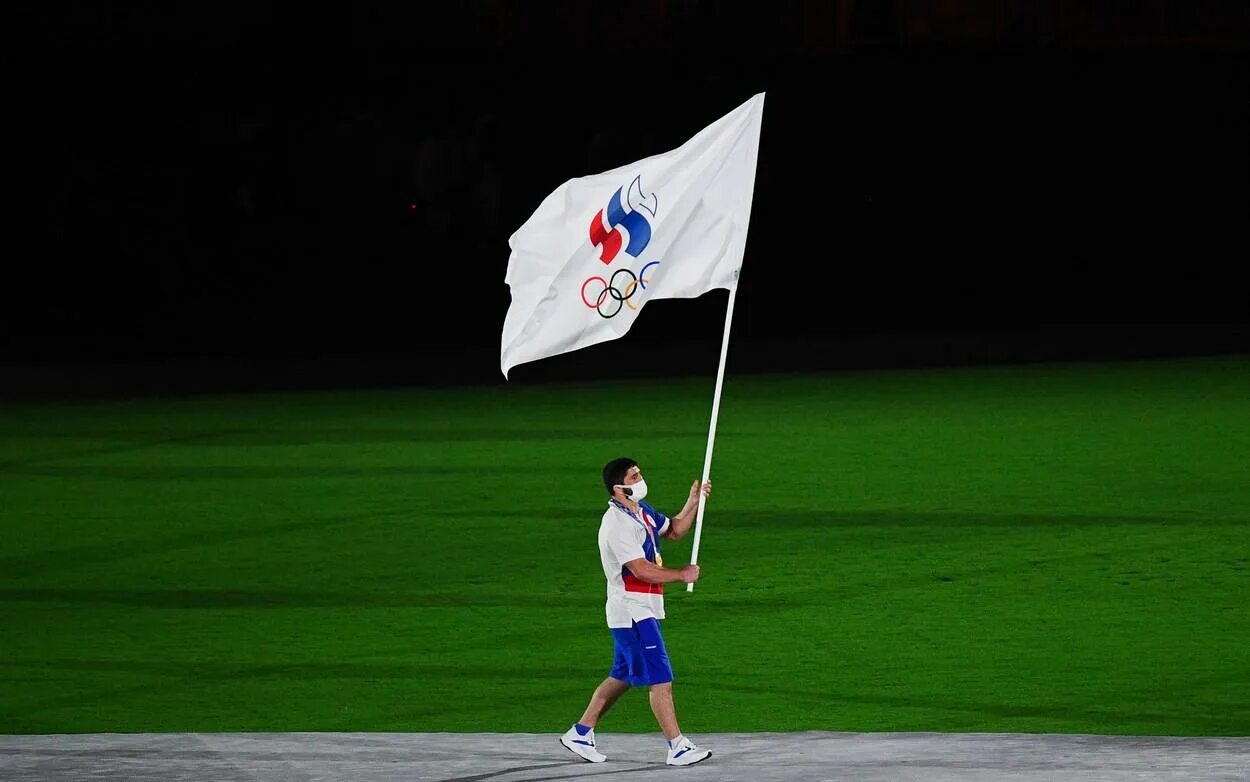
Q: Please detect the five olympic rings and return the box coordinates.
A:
[581,261,660,319]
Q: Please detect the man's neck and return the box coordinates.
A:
[616,497,641,514]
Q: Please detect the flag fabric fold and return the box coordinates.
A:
[501,93,765,378]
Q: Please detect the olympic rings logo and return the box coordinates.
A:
[581,261,660,319]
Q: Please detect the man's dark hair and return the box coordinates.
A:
[603,457,637,496]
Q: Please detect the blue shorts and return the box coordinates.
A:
[609,618,674,686]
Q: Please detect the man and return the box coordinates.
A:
[559,457,713,767]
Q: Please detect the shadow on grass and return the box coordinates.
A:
[6,463,556,480]
[3,658,579,682]
[4,508,1224,583]
[0,587,605,609]
[0,511,407,579]
[0,426,728,471]
[473,508,1229,527]
[707,681,1250,735]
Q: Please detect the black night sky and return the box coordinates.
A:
[6,2,1248,396]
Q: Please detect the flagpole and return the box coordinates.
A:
[687,278,739,592]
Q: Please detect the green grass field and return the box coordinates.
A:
[2,356,1248,736]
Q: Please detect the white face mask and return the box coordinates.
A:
[618,478,648,502]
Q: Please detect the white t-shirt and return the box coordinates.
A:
[599,499,671,628]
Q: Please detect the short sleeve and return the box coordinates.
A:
[642,502,670,536]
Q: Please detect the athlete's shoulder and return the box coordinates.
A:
[639,500,667,519]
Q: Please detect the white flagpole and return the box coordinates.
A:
[687,278,739,592]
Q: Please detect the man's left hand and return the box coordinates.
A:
[689,480,712,505]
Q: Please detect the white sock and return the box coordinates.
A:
[668,734,685,748]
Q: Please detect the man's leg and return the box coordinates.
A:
[636,620,709,765]
[651,681,711,765]
[561,631,636,763]
[578,677,631,728]
[647,681,681,740]
[562,676,628,763]
[633,619,680,739]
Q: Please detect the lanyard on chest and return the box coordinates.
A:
[612,500,661,563]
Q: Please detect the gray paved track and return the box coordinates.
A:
[2,731,1248,781]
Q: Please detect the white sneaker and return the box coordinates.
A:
[666,736,711,766]
[560,726,606,763]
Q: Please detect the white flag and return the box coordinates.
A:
[501,93,765,378]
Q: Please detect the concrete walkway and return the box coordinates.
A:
[2,731,1248,781]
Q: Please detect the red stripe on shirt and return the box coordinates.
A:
[623,571,663,595]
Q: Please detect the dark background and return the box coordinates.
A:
[6,1,1248,396]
